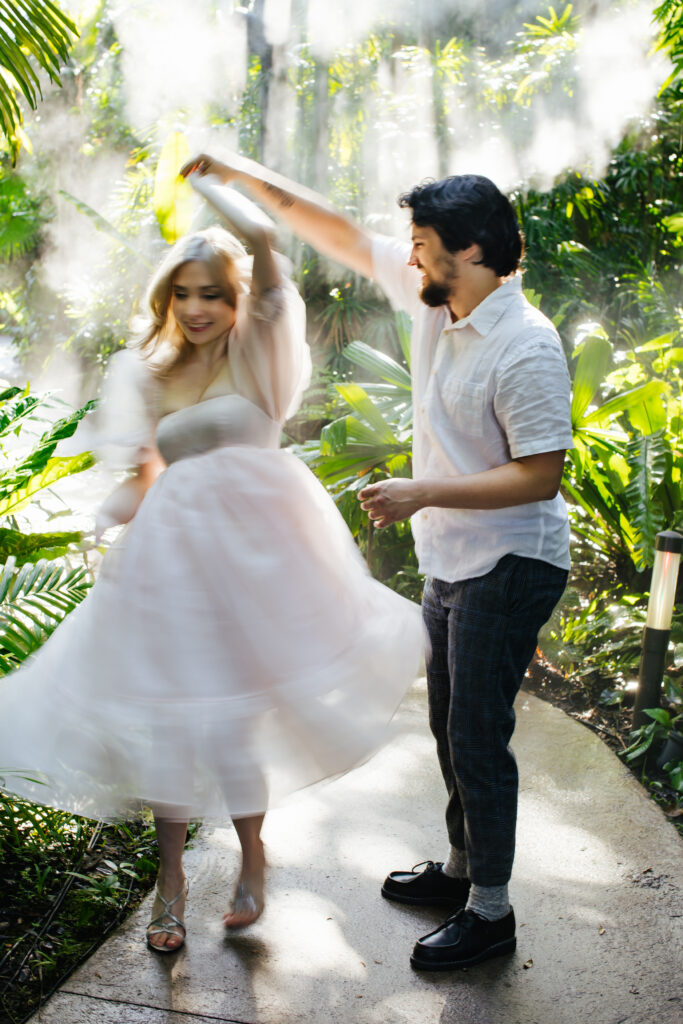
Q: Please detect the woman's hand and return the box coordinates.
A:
[180,153,239,184]
[358,478,424,528]
[95,455,164,543]
[95,478,145,543]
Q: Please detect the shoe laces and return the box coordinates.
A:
[411,860,441,873]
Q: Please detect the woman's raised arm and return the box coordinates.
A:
[186,172,280,296]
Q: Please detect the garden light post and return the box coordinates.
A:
[632,530,683,731]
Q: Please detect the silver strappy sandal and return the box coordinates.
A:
[146,879,189,953]
[224,881,264,929]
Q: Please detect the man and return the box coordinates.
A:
[182,154,573,970]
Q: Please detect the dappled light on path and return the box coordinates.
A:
[31,681,683,1024]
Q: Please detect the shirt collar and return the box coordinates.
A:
[443,273,522,337]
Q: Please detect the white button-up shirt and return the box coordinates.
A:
[371,234,573,582]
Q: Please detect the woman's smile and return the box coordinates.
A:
[172,261,236,346]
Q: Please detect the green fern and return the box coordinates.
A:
[0,557,92,675]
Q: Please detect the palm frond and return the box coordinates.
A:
[0,556,91,674]
[0,0,78,160]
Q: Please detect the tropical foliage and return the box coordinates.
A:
[295,331,420,596]
[0,0,682,1011]
[0,0,77,161]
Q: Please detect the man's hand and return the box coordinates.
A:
[358,478,424,528]
[358,452,567,531]
[180,153,241,183]
[181,150,375,279]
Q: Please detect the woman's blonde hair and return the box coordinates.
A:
[132,226,249,375]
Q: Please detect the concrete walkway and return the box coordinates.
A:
[29,682,683,1024]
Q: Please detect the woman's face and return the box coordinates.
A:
[171,260,236,346]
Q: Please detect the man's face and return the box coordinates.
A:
[409,224,459,308]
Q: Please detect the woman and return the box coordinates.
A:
[0,175,424,952]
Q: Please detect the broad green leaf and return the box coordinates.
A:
[320,417,347,455]
[581,380,670,429]
[627,395,668,434]
[343,416,406,450]
[0,453,94,516]
[0,390,41,438]
[0,527,82,564]
[643,707,672,725]
[153,132,194,243]
[385,453,410,474]
[395,312,412,367]
[334,383,397,443]
[624,432,669,566]
[635,332,676,352]
[653,348,683,373]
[607,452,630,487]
[571,330,612,424]
[662,212,683,235]
[343,341,411,389]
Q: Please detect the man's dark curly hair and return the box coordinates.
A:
[398,175,524,277]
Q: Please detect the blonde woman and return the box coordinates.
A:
[0,176,424,952]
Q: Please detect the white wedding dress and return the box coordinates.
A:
[0,278,424,821]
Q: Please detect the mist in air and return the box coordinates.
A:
[4,0,672,382]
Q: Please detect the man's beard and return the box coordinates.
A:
[419,279,450,308]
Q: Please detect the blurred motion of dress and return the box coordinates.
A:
[0,273,424,821]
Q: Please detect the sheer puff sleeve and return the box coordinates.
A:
[96,348,160,471]
[228,273,312,424]
[94,349,162,540]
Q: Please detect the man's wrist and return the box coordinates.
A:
[413,477,463,511]
[412,478,431,511]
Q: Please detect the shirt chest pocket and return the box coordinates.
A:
[436,377,486,439]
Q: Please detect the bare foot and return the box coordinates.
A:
[223,843,265,929]
[146,875,188,951]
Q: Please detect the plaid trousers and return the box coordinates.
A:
[422,554,568,887]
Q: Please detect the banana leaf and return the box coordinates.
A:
[153,132,194,243]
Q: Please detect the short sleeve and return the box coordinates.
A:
[229,276,312,423]
[96,349,159,469]
[494,334,574,459]
[370,234,422,317]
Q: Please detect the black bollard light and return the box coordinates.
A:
[632,530,683,731]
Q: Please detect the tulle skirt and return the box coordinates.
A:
[0,445,424,820]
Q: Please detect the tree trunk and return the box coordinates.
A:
[246,0,273,163]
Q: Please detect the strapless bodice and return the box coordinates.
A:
[155,394,281,465]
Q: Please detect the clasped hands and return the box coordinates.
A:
[358,478,423,528]
[180,153,242,184]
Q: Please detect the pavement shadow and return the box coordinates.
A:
[47,684,683,1024]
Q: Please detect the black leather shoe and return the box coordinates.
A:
[410,907,516,970]
[381,861,470,908]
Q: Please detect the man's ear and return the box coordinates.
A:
[460,242,482,263]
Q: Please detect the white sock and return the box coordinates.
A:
[466,883,510,921]
[442,846,468,878]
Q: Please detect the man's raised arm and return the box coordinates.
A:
[181,153,374,279]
